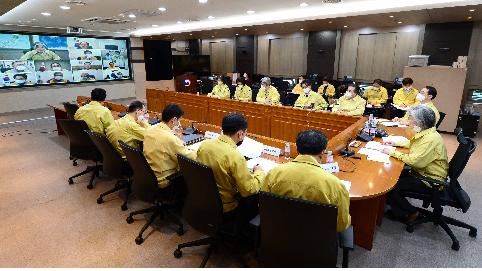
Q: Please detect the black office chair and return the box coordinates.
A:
[86,131,132,211]
[63,102,79,120]
[436,112,446,129]
[404,129,477,251]
[120,141,184,245]
[173,154,235,268]
[255,192,351,268]
[58,119,101,189]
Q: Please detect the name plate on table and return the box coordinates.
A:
[262,145,281,157]
[204,131,220,139]
[321,162,340,173]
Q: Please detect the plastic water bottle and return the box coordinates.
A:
[369,114,374,127]
[284,142,291,159]
[326,150,334,163]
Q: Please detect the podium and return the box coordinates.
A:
[175,74,198,93]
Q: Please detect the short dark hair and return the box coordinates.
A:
[84,50,92,54]
[53,72,63,77]
[236,77,246,85]
[91,88,107,101]
[161,104,184,122]
[373,79,382,85]
[222,112,248,136]
[14,73,27,79]
[322,76,330,82]
[426,86,437,100]
[402,77,413,86]
[347,83,359,94]
[128,100,145,113]
[296,130,328,155]
[301,79,312,87]
[51,62,61,67]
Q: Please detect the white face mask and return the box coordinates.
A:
[303,88,311,94]
[54,76,63,81]
[238,84,243,88]
[413,125,422,133]
[416,93,426,102]
[15,79,26,85]
[217,81,223,86]
[137,115,145,122]
[15,65,26,71]
[373,87,380,91]
[85,54,92,57]
[344,91,353,99]
[172,119,182,131]
[323,83,328,86]
[52,66,61,71]
[404,87,411,91]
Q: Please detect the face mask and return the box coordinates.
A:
[217,81,223,86]
[54,76,63,81]
[373,87,380,91]
[15,79,25,85]
[15,65,26,71]
[404,87,411,91]
[52,67,61,71]
[137,115,145,122]
[344,91,353,99]
[238,84,243,88]
[236,140,244,147]
[85,54,92,58]
[323,83,328,86]
[413,125,422,133]
[416,93,425,101]
[303,88,311,94]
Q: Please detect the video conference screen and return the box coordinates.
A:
[0,32,131,88]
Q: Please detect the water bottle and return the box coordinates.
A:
[284,142,291,159]
[369,114,374,127]
[326,150,334,163]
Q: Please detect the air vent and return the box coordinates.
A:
[65,0,87,5]
[121,9,163,17]
[322,0,341,3]
[83,17,131,24]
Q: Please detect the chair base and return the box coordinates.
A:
[126,203,184,245]
[96,179,131,211]
[174,237,216,267]
[68,163,101,189]
[406,207,477,251]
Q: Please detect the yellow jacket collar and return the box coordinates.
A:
[414,127,436,140]
[292,154,321,167]
[218,134,237,149]
[158,122,171,131]
[89,101,102,106]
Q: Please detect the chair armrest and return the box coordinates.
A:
[339,225,354,250]
[249,214,260,229]
[166,171,183,182]
[413,175,448,188]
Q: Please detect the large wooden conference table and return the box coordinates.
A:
[52,92,412,251]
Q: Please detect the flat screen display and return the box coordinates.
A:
[172,55,210,76]
[0,32,131,88]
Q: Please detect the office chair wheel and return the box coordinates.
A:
[68,178,74,185]
[135,236,144,245]
[86,184,94,190]
[406,225,414,233]
[121,203,128,211]
[72,161,78,166]
[126,216,134,224]
[173,249,183,258]
[176,226,185,236]
[96,197,103,204]
[451,241,460,251]
[469,229,477,237]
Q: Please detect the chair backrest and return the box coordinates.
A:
[436,112,446,129]
[86,130,130,178]
[58,119,100,161]
[120,141,159,203]
[258,192,339,268]
[63,102,79,120]
[177,154,224,236]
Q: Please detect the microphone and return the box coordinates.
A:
[183,120,207,135]
[339,137,355,157]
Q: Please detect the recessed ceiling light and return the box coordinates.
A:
[199,0,208,3]
[31,18,37,21]
[266,31,269,34]
[300,28,304,30]
[247,10,255,14]
[128,14,136,18]
[389,15,394,18]
[208,16,215,20]
[211,35,215,38]
[397,21,403,24]
[469,9,475,12]
[235,33,239,36]
[159,7,167,12]
[177,21,183,24]
[343,25,348,28]
[152,24,159,27]
[189,33,193,35]
[300,2,309,7]
[244,28,248,31]
[41,12,51,16]
[467,16,472,20]
[59,5,71,10]
[328,21,333,24]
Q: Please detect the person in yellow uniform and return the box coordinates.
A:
[256,77,280,105]
[262,130,351,232]
[20,42,61,61]
[233,77,252,101]
[393,78,419,108]
[382,105,448,222]
[394,86,440,125]
[106,101,150,156]
[207,76,230,99]
[74,88,114,135]
[293,80,328,111]
[363,79,388,106]
[332,84,366,116]
[144,104,196,188]
[197,112,265,225]
[291,75,305,95]
[317,77,336,101]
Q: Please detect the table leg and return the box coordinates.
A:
[376,195,386,226]
[350,196,385,250]
[53,108,67,136]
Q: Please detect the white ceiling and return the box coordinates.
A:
[0,0,480,36]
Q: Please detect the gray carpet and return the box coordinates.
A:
[0,106,481,267]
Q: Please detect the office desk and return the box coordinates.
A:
[53,95,410,250]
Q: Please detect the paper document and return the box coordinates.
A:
[392,104,409,111]
[380,121,399,127]
[246,157,279,173]
[187,141,203,152]
[365,141,395,152]
[358,147,391,164]
[341,180,351,192]
[383,136,409,145]
[237,137,265,159]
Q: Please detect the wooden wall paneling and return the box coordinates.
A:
[393,31,419,79]
[270,107,310,142]
[225,41,234,73]
[256,36,270,74]
[372,33,397,81]
[354,34,377,82]
[337,30,359,79]
[163,92,209,122]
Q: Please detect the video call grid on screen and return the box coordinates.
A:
[0,32,132,88]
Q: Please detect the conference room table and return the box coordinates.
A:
[51,94,413,251]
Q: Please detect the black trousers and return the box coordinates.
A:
[223,194,259,235]
[387,174,431,217]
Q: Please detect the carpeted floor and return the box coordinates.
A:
[0,106,481,268]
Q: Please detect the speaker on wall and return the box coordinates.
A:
[143,39,173,81]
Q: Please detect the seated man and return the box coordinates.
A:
[256,77,280,105]
[144,104,196,188]
[291,75,305,95]
[332,83,366,116]
[393,77,419,108]
[293,79,328,111]
[74,88,114,135]
[363,79,388,106]
[197,112,265,224]
[106,101,150,156]
[317,76,336,101]
[233,77,252,102]
[394,86,440,125]
[207,76,230,99]
[382,105,448,222]
[262,130,351,233]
